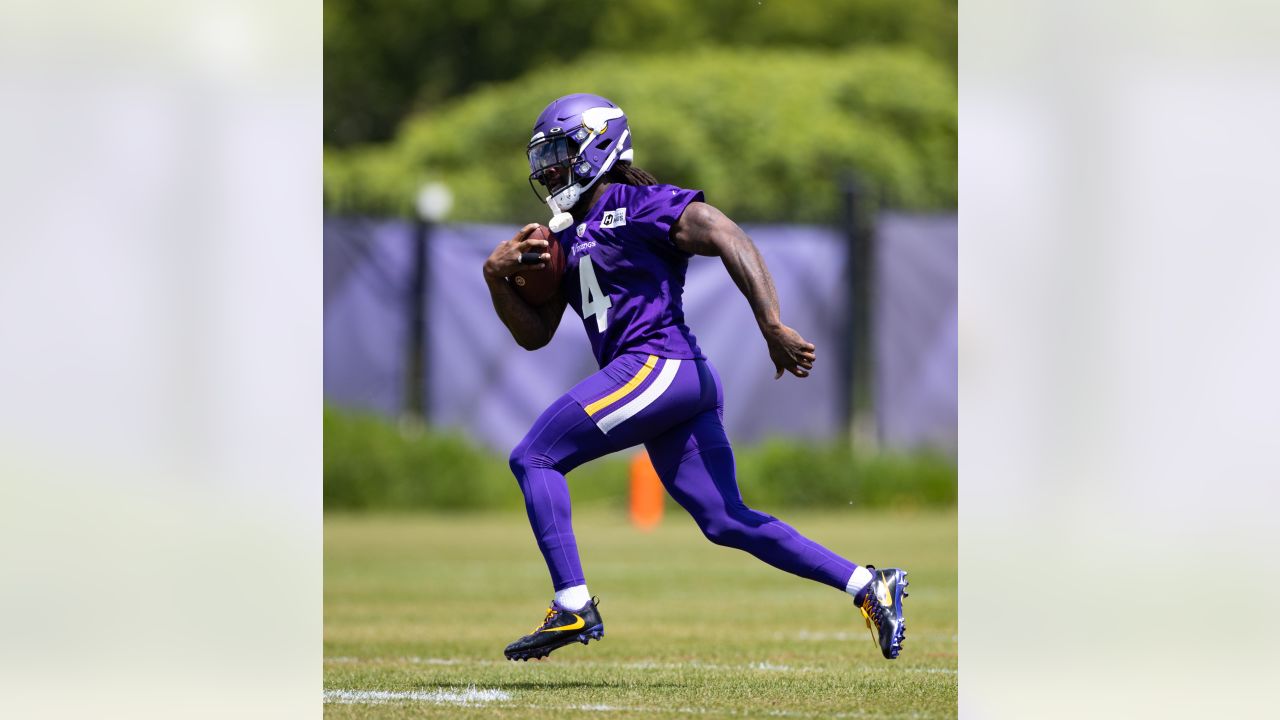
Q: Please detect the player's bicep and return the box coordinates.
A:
[672,201,734,257]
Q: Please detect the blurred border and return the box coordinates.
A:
[3,1,1279,717]
[961,1,1280,717]
[0,2,321,718]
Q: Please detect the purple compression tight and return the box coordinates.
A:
[508,352,859,592]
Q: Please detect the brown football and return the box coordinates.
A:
[511,225,565,305]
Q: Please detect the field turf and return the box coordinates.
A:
[325,507,957,718]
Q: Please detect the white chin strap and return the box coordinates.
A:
[548,209,574,233]
[546,184,582,233]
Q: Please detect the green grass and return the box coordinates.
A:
[325,508,957,719]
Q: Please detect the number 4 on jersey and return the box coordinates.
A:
[578,255,611,332]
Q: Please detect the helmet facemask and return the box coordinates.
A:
[528,127,598,231]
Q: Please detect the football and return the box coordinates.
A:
[511,225,565,305]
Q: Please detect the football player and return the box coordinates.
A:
[483,93,908,662]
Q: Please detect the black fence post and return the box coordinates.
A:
[838,178,857,431]
[405,218,431,421]
[840,174,878,450]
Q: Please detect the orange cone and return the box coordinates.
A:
[629,450,664,531]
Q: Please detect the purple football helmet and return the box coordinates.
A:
[527,93,633,232]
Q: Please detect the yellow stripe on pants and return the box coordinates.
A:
[584,355,659,417]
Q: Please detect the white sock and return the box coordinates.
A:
[554,584,591,611]
[845,566,873,599]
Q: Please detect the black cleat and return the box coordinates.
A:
[503,596,604,661]
[856,566,908,659]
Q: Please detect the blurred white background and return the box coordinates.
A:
[0,2,320,718]
[0,0,1277,717]
[962,1,1280,717]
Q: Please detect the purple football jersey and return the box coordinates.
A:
[554,183,705,368]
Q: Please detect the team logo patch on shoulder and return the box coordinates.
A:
[600,207,627,229]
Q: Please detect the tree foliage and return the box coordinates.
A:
[324,47,956,222]
[324,0,956,146]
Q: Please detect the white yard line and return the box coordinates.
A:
[323,686,953,717]
[323,687,510,705]
[324,656,474,665]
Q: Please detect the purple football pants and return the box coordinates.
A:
[508,352,859,593]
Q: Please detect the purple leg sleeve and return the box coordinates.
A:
[645,409,859,591]
[511,353,859,593]
[508,394,616,591]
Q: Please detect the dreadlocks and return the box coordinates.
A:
[604,162,657,187]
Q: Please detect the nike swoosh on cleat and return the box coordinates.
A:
[877,573,894,609]
[538,614,585,632]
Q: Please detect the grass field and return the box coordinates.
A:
[325,507,957,719]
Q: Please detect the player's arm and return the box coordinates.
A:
[672,202,815,379]
[483,224,568,350]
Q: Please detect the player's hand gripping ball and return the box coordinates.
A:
[511,225,565,305]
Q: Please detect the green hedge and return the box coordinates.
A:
[323,47,956,223]
[324,407,955,511]
[324,0,956,145]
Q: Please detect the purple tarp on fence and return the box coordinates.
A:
[874,212,958,452]
[323,217,415,416]
[323,215,957,454]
